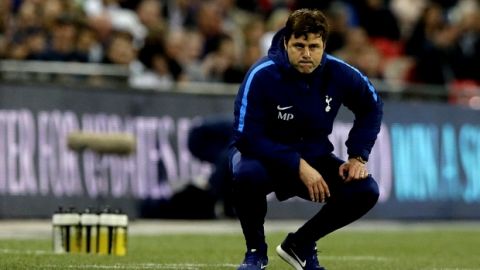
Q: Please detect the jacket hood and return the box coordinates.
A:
[267,27,327,75]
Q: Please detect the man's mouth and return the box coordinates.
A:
[299,62,313,66]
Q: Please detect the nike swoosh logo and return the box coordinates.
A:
[260,263,267,269]
[277,105,293,110]
[290,249,306,267]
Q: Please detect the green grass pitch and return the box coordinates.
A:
[0,222,480,269]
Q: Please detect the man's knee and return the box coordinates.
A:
[233,160,267,183]
[359,177,380,204]
[231,158,271,194]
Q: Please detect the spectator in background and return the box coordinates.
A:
[260,8,290,55]
[241,42,262,75]
[333,27,383,79]
[103,30,135,65]
[134,30,183,89]
[38,16,88,62]
[14,0,41,32]
[0,0,10,58]
[7,0,41,60]
[237,16,265,79]
[76,23,103,63]
[83,0,147,49]
[41,0,69,32]
[357,0,401,41]
[163,30,187,82]
[6,39,29,60]
[129,50,175,90]
[87,11,113,48]
[163,0,199,31]
[136,0,167,40]
[390,0,428,38]
[216,0,253,33]
[24,27,47,60]
[202,34,243,83]
[356,0,403,61]
[0,0,10,33]
[196,0,227,58]
[405,3,456,85]
[180,30,207,82]
[413,22,458,86]
[450,3,480,83]
[242,16,265,53]
[446,0,480,106]
[334,27,371,62]
[103,30,143,78]
[405,2,445,58]
[324,1,351,53]
[214,0,255,61]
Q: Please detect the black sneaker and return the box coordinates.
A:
[276,233,326,270]
[237,249,268,270]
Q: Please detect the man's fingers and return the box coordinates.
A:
[339,166,348,180]
[355,167,368,179]
[316,181,329,203]
[315,186,322,202]
[308,186,315,202]
[313,185,321,202]
[309,184,322,202]
[322,180,330,198]
[345,167,368,181]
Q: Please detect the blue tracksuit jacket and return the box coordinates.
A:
[232,28,383,177]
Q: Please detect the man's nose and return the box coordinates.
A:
[303,48,311,57]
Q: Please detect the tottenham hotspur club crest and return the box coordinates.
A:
[325,95,332,112]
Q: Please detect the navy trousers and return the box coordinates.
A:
[230,150,380,252]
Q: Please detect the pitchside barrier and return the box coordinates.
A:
[0,82,479,220]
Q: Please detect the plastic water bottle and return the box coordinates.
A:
[80,208,99,254]
[113,210,128,256]
[98,208,116,255]
[52,207,66,254]
[64,208,81,253]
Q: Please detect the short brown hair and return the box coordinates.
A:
[284,9,329,43]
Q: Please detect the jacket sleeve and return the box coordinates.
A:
[343,73,383,161]
[232,68,300,175]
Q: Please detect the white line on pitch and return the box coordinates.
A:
[426,268,480,270]
[321,255,391,261]
[43,263,238,269]
[0,248,50,255]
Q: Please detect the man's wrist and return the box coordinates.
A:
[349,156,367,164]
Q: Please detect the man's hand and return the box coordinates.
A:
[299,159,330,202]
[339,158,369,182]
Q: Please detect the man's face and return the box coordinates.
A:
[285,33,324,74]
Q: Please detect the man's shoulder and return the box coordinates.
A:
[250,57,278,72]
[325,54,369,83]
[325,54,357,74]
[245,58,280,81]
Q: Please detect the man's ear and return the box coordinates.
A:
[283,37,287,50]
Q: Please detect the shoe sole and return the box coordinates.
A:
[237,263,268,270]
[276,245,304,270]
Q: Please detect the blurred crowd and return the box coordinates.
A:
[0,0,479,92]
